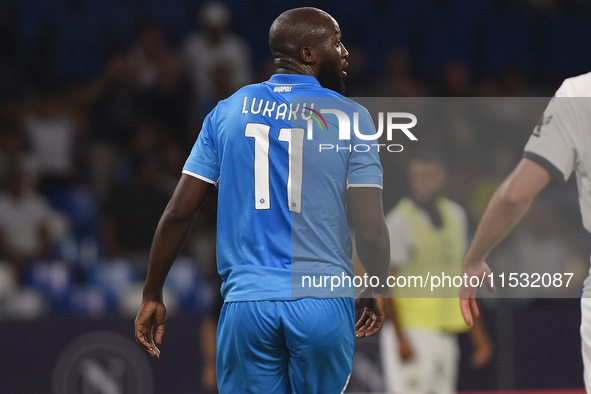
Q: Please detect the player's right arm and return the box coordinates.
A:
[348,187,390,338]
[135,174,214,358]
[462,92,578,326]
[460,158,551,325]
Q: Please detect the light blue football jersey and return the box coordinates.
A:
[183,74,382,302]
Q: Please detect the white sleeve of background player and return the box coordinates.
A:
[523,87,579,183]
[384,209,413,267]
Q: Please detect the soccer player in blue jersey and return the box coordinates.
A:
[135,7,390,393]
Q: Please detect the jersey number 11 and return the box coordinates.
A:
[245,123,304,213]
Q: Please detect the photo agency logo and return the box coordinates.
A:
[240,96,418,152]
[301,105,418,153]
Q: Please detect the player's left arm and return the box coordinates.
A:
[347,107,390,337]
[135,174,214,358]
[460,158,551,326]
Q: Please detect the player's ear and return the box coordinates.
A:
[300,46,317,65]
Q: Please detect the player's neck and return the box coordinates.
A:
[274,59,317,77]
[275,68,302,74]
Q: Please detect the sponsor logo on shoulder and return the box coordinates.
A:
[533,114,552,137]
[274,86,292,92]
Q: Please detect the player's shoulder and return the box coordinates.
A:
[223,82,266,100]
[320,90,369,113]
[556,71,591,97]
[210,82,266,112]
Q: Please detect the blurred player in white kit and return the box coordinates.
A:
[460,71,591,392]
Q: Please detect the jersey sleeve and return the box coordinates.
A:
[183,109,220,185]
[347,107,383,189]
[523,88,578,184]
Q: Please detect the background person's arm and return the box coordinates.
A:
[460,158,551,326]
[385,267,415,360]
[135,174,214,358]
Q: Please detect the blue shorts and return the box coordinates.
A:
[216,298,355,394]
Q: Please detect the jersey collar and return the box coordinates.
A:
[267,73,321,86]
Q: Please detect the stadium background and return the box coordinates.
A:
[0,0,590,392]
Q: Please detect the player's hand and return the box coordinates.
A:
[471,332,493,369]
[459,260,495,327]
[397,333,415,361]
[354,287,387,338]
[135,299,167,359]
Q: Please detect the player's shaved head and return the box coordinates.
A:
[269,8,335,60]
[269,7,348,93]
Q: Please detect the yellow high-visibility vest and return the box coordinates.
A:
[392,197,469,333]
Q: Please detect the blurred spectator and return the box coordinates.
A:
[475,79,503,97]
[84,52,140,202]
[380,154,493,393]
[440,102,480,207]
[25,89,77,188]
[126,20,191,143]
[469,145,519,220]
[0,121,37,184]
[500,67,529,97]
[137,50,192,144]
[338,45,371,96]
[0,165,65,281]
[378,47,425,97]
[0,91,27,130]
[89,52,139,149]
[129,119,164,163]
[128,20,171,91]
[44,177,99,243]
[102,156,169,270]
[182,2,253,104]
[160,140,188,196]
[438,60,473,97]
[200,64,239,115]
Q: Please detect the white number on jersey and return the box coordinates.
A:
[245,123,305,213]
